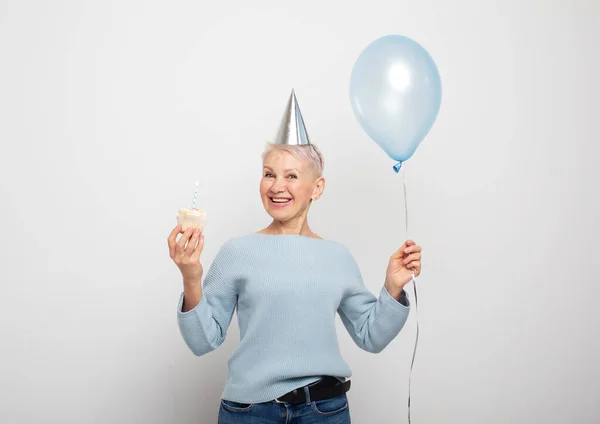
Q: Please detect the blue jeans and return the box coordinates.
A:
[218,393,351,423]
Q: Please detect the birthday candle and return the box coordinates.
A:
[191,180,198,210]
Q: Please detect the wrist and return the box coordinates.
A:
[385,279,404,300]
[183,276,202,287]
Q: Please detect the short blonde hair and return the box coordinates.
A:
[261,143,324,177]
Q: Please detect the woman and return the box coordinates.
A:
[167,94,422,424]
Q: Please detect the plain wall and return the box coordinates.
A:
[1,0,598,423]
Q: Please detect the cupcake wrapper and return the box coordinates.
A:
[177,214,205,232]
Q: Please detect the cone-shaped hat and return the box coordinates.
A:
[274,89,311,145]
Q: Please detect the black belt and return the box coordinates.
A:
[274,376,351,404]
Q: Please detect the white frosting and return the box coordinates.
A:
[178,208,205,216]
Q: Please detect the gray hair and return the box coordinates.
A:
[261,143,324,177]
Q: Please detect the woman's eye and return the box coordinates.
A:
[288,174,297,179]
[264,173,274,178]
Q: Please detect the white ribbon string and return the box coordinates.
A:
[402,164,419,424]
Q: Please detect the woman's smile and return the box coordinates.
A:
[269,196,293,208]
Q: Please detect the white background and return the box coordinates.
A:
[1,0,598,423]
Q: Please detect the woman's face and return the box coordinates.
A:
[260,151,324,222]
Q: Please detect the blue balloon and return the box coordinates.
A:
[350,35,442,168]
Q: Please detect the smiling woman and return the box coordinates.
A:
[258,143,325,239]
[168,90,422,424]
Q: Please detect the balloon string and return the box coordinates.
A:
[402,164,419,424]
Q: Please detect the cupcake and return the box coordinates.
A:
[177,208,206,232]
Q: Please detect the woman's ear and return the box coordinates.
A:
[312,177,325,201]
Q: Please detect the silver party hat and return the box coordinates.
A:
[274,89,311,145]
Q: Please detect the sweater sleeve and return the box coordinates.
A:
[176,244,238,356]
[337,256,410,354]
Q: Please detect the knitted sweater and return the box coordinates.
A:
[177,233,410,403]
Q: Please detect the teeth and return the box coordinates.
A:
[272,198,291,203]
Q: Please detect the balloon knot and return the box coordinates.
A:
[393,162,403,173]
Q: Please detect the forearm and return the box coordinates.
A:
[339,285,410,353]
[182,278,202,312]
[176,244,238,357]
[177,280,219,356]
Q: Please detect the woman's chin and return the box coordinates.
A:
[265,206,297,221]
[267,210,291,221]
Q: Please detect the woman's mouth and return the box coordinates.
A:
[269,197,292,208]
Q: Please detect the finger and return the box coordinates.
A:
[394,240,418,257]
[407,261,421,274]
[403,244,420,255]
[392,241,410,258]
[168,224,182,257]
[186,229,200,255]
[403,252,421,264]
[404,244,422,255]
[176,227,194,251]
[190,233,205,261]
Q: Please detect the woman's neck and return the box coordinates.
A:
[260,216,319,238]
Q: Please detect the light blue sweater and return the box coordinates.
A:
[177,233,410,403]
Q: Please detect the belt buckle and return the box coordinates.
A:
[274,397,285,404]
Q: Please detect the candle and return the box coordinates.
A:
[191,180,198,210]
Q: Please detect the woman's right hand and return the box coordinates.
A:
[168,225,205,285]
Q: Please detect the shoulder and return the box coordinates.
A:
[206,235,253,274]
[323,240,362,273]
[314,236,352,253]
[321,239,352,254]
[313,238,359,265]
[215,233,256,255]
[212,233,270,259]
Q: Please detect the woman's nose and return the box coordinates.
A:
[270,179,287,192]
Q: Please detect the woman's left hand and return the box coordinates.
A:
[385,240,422,292]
